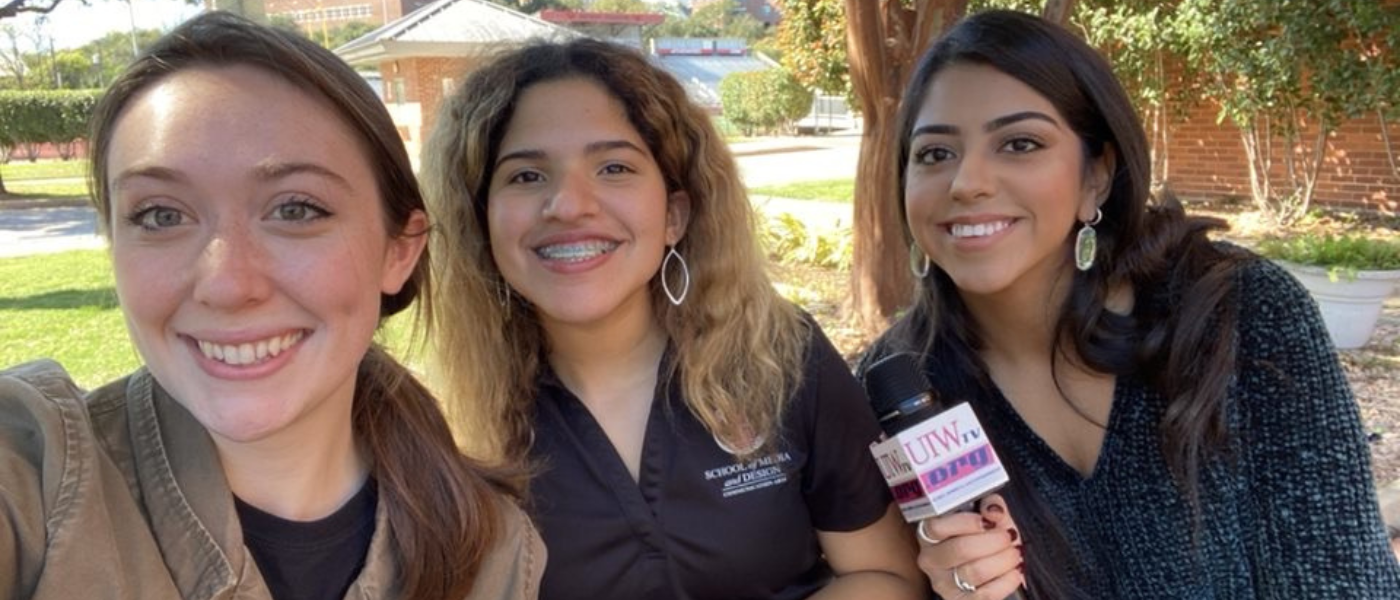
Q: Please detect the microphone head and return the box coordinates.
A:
[863,353,939,435]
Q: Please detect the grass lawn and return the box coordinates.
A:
[1,160,88,181]
[750,178,854,203]
[0,249,420,389]
[5,179,90,197]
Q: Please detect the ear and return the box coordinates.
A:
[665,190,691,246]
[1080,144,1116,221]
[380,209,429,295]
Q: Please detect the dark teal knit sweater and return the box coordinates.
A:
[866,257,1400,598]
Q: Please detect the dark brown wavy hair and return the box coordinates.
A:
[870,9,1248,598]
[87,12,514,599]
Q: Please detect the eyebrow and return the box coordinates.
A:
[111,165,186,192]
[494,139,649,171]
[910,111,1061,138]
[111,161,353,192]
[254,161,353,191]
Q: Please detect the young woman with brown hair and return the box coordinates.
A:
[0,12,541,600]
[861,9,1400,599]
[422,38,922,600]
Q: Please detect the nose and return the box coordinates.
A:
[948,150,995,204]
[191,221,273,310]
[540,168,599,221]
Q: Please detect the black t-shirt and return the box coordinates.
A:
[528,326,892,600]
[235,479,378,600]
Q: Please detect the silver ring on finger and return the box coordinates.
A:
[953,568,977,593]
[916,519,942,544]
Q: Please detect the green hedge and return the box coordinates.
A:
[719,68,813,135]
[0,90,101,161]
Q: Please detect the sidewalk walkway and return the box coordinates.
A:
[0,204,103,258]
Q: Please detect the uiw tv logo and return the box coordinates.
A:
[870,402,1009,519]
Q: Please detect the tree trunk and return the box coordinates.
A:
[844,0,966,335]
[1041,0,1077,24]
[0,171,8,197]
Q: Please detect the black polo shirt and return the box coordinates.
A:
[527,327,892,600]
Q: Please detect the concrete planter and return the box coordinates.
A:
[1276,261,1400,350]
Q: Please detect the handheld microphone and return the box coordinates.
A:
[863,353,1009,520]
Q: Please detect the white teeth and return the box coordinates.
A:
[950,220,1012,238]
[197,331,304,366]
[536,240,619,262]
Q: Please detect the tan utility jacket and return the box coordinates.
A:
[0,360,544,600]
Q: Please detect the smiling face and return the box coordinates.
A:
[487,76,688,334]
[904,63,1110,302]
[105,65,425,447]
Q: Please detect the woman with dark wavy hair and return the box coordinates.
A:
[423,38,922,600]
[0,12,541,600]
[860,9,1400,599]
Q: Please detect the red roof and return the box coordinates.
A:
[537,9,665,26]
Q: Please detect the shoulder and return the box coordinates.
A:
[0,361,97,579]
[0,360,90,459]
[469,499,546,600]
[1223,249,1328,353]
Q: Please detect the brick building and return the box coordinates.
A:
[1162,101,1399,212]
[335,0,578,160]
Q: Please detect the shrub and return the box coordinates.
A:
[0,90,101,162]
[761,212,851,269]
[719,68,813,135]
[1257,233,1400,280]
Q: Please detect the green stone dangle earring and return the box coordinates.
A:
[1075,208,1103,271]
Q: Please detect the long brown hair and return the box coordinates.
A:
[88,12,512,598]
[874,9,1248,598]
[422,38,809,467]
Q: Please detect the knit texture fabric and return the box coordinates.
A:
[875,257,1400,598]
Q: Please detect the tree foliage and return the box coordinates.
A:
[484,0,582,13]
[653,0,766,41]
[1172,0,1400,225]
[774,0,846,96]
[719,68,812,134]
[590,0,651,13]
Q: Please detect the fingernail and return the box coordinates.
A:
[985,503,1005,515]
[982,518,996,530]
[1008,528,1019,542]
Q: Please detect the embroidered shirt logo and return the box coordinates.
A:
[703,452,794,498]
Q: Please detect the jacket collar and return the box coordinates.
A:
[122,369,399,599]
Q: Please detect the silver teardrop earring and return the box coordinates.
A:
[662,245,690,306]
[909,242,930,279]
[1075,208,1103,271]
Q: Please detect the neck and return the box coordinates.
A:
[961,256,1075,366]
[213,404,368,522]
[543,297,669,403]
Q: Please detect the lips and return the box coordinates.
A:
[948,219,1013,239]
[195,330,305,366]
[534,239,620,262]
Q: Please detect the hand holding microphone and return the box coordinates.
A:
[863,354,1025,599]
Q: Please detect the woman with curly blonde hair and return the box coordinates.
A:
[422,38,921,600]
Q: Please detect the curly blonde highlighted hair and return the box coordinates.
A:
[422,38,808,468]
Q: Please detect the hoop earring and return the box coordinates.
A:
[909,242,930,279]
[662,246,690,306]
[1075,208,1103,272]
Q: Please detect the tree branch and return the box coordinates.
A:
[0,0,68,20]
